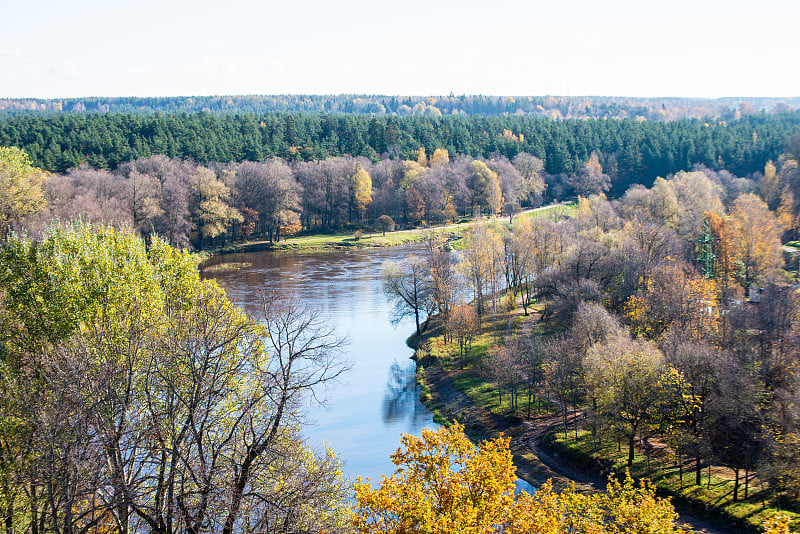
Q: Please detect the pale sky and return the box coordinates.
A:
[1,0,798,99]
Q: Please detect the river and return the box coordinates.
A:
[201,244,535,493]
[201,244,438,485]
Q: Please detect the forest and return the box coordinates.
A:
[2,105,800,532]
[3,111,800,251]
[1,111,799,185]
[378,133,800,530]
[2,94,799,121]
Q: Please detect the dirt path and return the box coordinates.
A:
[422,356,740,534]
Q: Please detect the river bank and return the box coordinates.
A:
[408,312,741,534]
[195,202,575,263]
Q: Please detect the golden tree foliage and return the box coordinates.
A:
[352,164,373,220]
[430,148,450,169]
[416,146,428,167]
[760,160,781,209]
[353,423,516,534]
[706,211,740,297]
[446,301,479,368]
[625,261,718,339]
[728,193,783,289]
[353,424,681,534]
[0,146,49,238]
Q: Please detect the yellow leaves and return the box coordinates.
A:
[353,422,517,534]
[354,424,682,534]
[352,164,373,215]
[764,514,792,534]
[728,193,784,288]
[430,148,450,168]
[0,146,49,237]
[624,261,719,340]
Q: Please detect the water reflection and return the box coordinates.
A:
[382,360,431,427]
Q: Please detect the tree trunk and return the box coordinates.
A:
[627,434,636,468]
[695,456,702,486]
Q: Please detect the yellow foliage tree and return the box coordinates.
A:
[0,146,48,239]
[352,165,373,223]
[729,193,783,290]
[353,424,681,534]
[416,146,428,167]
[625,261,718,339]
[353,423,515,534]
[430,148,450,168]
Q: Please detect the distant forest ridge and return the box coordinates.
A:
[3,111,800,191]
[2,94,800,120]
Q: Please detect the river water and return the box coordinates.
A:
[201,245,438,485]
[201,244,535,493]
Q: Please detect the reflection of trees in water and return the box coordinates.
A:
[382,360,431,427]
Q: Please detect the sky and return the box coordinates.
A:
[1,0,798,99]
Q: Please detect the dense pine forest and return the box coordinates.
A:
[2,112,799,187]
[3,94,800,120]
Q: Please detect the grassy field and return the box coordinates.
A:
[413,301,553,420]
[548,428,799,532]
[202,202,577,256]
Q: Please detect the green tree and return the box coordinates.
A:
[0,223,350,534]
[585,335,665,468]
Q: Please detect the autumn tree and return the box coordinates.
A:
[760,160,781,210]
[353,423,680,534]
[728,193,784,290]
[429,148,450,169]
[424,233,457,324]
[0,223,350,534]
[568,151,611,197]
[457,224,502,318]
[0,146,48,239]
[706,211,740,298]
[375,214,395,235]
[584,335,665,468]
[353,423,516,534]
[469,161,503,216]
[352,164,373,224]
[625,261,718,339]
[190,166,242,249]
[446,301,479,369]
[543,334,584,438]
[511,152,546,206]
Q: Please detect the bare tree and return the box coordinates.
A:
[381,256,434,336]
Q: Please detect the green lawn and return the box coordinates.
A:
[549,428,799,532]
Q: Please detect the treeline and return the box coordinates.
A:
[2,112,799,192]
[11,150,548,249]
[4,126,800,250]
[384,138,800,515]
[2,94,799,121]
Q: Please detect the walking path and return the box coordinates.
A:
[419,314,738,534]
